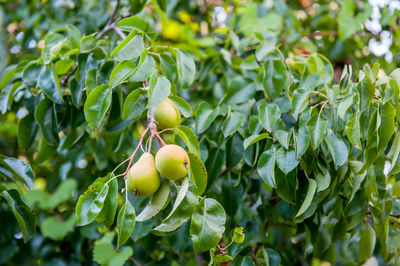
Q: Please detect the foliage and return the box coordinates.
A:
[1,0,400,265]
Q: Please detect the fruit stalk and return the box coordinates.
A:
[124,127,149,180]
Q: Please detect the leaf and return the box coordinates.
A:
[93,232,133,266]
[117,201,136,248]
[356,77,374,111]
[109,60,136,89]
[17,115,39,149]
[232,227,245,243]
[223,111,245,137]
[190,198,226,252]
[195,102,219,134]
[338,94,354,120]
[295,179,316,217]
[165,125,201,157]
[295,127,309,159]
[34,98,59,146]
[1,189,36,242]
[169,95,192,118]
[324,133,348,168]
[110,32,144,61]
[0,157,35,188]
[291,89,309,120]
[40,215,75,241]
[257,148,276,188]
[276,147,299,174]
[34,139,56,163]
[136,180,170,222]
[148,75,171,107]
[345,112,362,150]
[116,16,148,32]
[263,59,289,99]
[177,49,196,88]
[96,174,118,227]
[258,103,280,132]
[151,179,198,235]
[378,102,395,152]
[243,133,270,149]
[275,169,297,204]
[306,114,328,149]
[38,66,63,104]
[84,84,112,128]
[159,53,177,82]
[122,89,146,120]
[188,152,208,195]
[358,223,376,262]
[131,53,155,82]
[76,176,110,226]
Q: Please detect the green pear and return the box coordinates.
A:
[155,144,190,180]
[153,99,181,129]
[127,153,160,197]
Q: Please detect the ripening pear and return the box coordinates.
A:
[153,99,181,129]
[127,153,160,197]
[155,144,190,180]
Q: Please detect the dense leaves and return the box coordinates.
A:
[1,0,400,265]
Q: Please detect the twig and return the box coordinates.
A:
[112,26,127,39]
[307,30,380,39]
[61,65,78,85]
[124,127,150,180]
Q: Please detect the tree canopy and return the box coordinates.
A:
[1,0,400,265]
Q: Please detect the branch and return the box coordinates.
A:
[96,0,133,39]
[306,30,380,39]
[61,65,78,86]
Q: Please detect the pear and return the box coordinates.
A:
[155,144,190,180]
[153,99,181,129]
[127,153,160,197]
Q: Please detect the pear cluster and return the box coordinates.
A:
[127,99,190,197]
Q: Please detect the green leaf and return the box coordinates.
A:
[338,94,354,120]
[243,133,270,149]
[177,49,196,88]
[122,89,146,120]
[34,138,56,163]
[0,157,35,188]
[1,189,36,242]
[159,53,177,82]
[275,169,296,204]
[169,95,192,118]
[295,179,316,218]
[190,198,226,252]
[93,232,133,266]
[131,53,155,82]
[258,103,280,133]
[276,147,299,174]
[356,77,374,111]
[40,215,75,241]
[345,112,362,150]
[17,115,39,149]
[257,148,276,188]
[263,59,288,99]
[388,134,400,174]
[38,66,63,104]
[151,178,198,235]
[76,176,110,226]
[84,84,112,128]
[358,223,376,262]
[223,111,245,137]
[148,75,171,107]
[195,102,219,134]
[136,180,170,222]
[324,133,348,168]
[378,102,395,152]
[188,152,208,195]
[109,60,136,89]
[117,201,136,248]
[110,32,144,61]
[232,227,245,243]
[291,89,309,120]
[96,174,118,227]
[34,98,59,146]
[116,16,148,32]
[165,125,201,157]
[295,127,309,159]
[306,114,328,149]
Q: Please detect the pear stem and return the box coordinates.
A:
[124,127,150,180]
